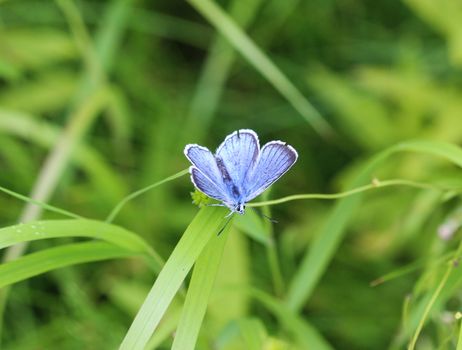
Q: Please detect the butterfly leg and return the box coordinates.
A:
[206,203,225,207]
[217,213,234,236]
[251,207,278,224]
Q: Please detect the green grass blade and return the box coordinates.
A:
[0,219,152,254]
[286,140,462,312]
[237,318,267,350]
[187,0,335,139]
[457,314,462,350]
[0,241,134,288]
[249,288,333,349]
[370,252,452,287]
[0,219,162,272]
[183,0,263,142]
[119,206,227,350]
[171,216,232,350]
[408,263,454,350]
[145,307,181,350]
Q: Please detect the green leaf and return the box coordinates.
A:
[119,206,228,350]
[171,216,232,350]
[0,241,134,288]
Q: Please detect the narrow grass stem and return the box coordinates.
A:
[0,185,83,220]
[105,169,189,223]
[55,0,104,84]
[248,179,449,208]
[262,204,284,297]
[408,239,462,350]
[407,263,452,350]
[457,315,462,350]
[370,252,453,287]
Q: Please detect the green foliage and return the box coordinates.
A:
[1,0,462,349]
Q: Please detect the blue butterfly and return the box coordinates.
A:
[184,129,298,214]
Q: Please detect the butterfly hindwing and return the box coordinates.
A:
[185,145,232,203]
[244,141,298,202]
[190,167,231,203]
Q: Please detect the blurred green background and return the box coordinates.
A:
[1,0,462,349]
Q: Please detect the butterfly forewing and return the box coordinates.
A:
[215,129,260,200]
[185,145,224,185]
[244,141,298,202]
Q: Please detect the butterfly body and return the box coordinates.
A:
[184,129,298,214]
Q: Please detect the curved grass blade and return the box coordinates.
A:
[187,0,335,139]
[171,217,232,350]
[0,219,158,260]
[0,219,163,274]
[407,237,462,349]
[0,241,134,288]
[286,140,462,312]
[249,288,333,349]
[0,0,135,342]
[119,206,228,350]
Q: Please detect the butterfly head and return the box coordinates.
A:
[235,203,246,215]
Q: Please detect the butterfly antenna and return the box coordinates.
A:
[251,207,278,224]
[217,213,234,236]
[237,130,241,139]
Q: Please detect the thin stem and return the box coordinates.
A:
[248,179,449,208]
[105,169,189,223]
[55,0,104,84]
[370,252,453,287]
[261,203,284,297]
[0,185,83,220]
[407,264,452,350]
[457,314,462,350]
[408,239,462,350]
